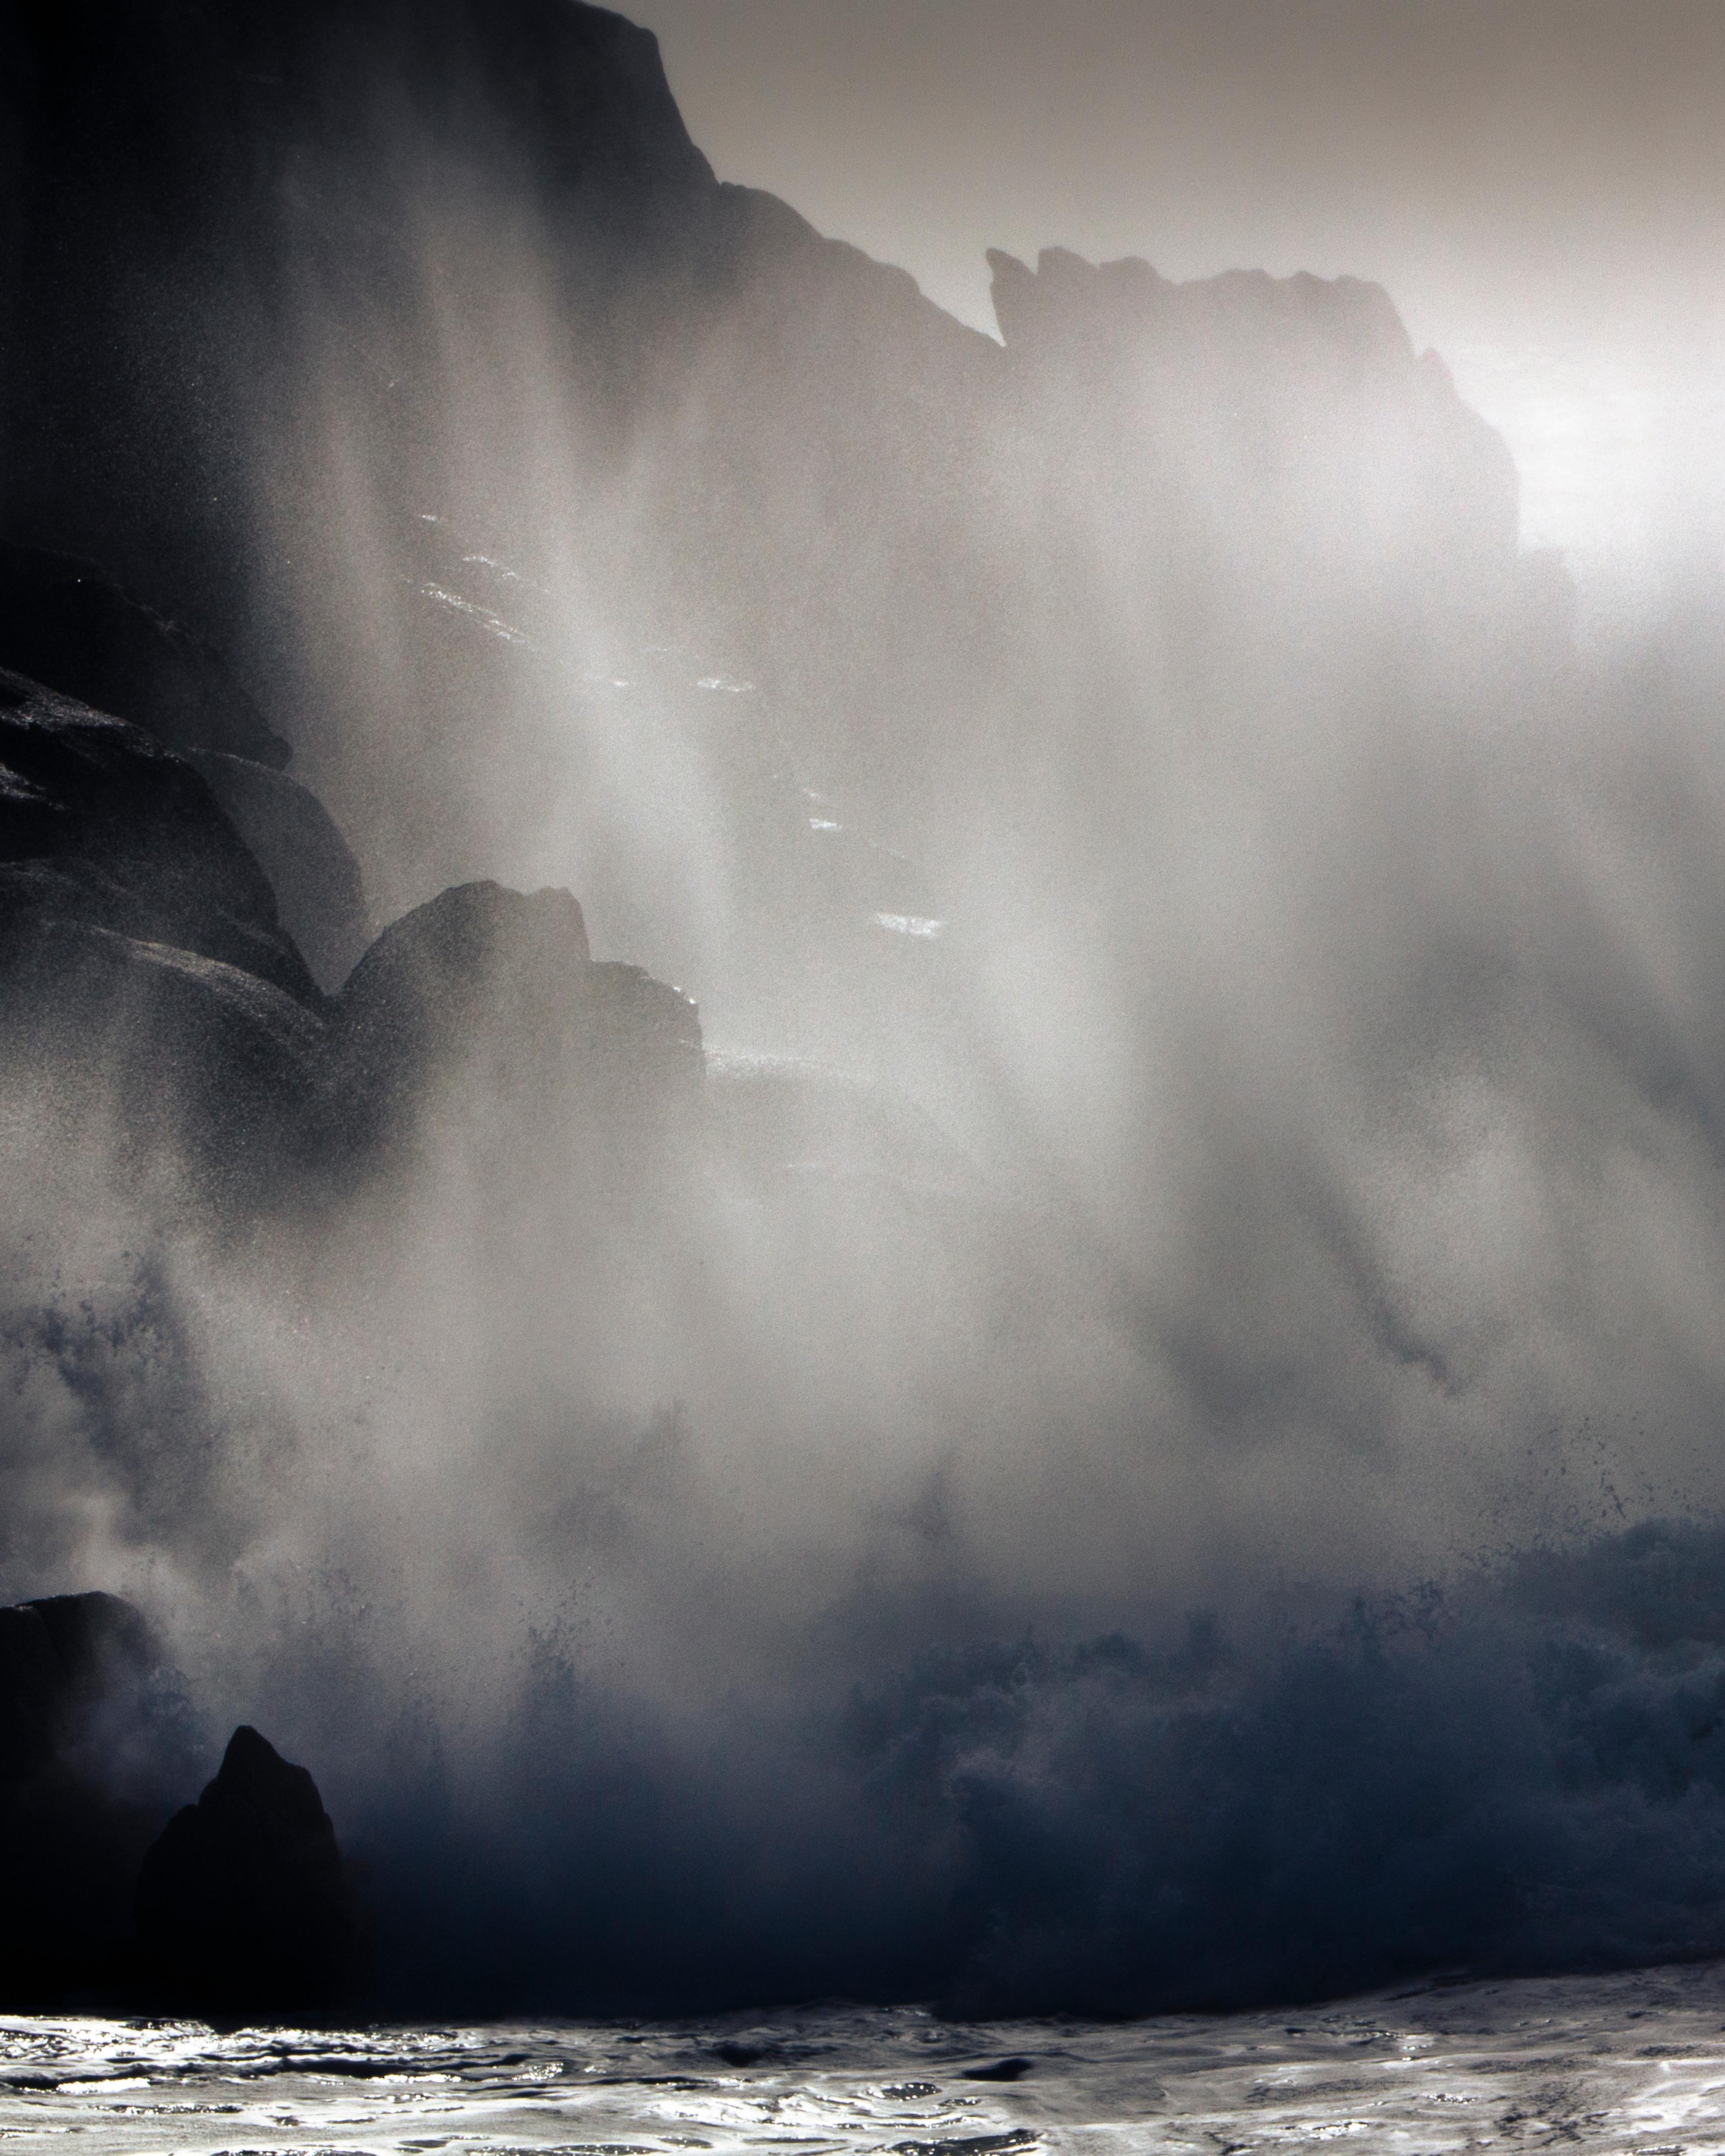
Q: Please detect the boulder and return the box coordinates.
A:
[0,671,321,1004]
[135,1724,358,2013]
[0,671,327,1194]
[326,879,701,1168]
[0,1591,158,1786]
[187,751,370,992]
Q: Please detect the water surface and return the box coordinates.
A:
[8,1962,1725,2154]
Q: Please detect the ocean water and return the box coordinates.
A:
[8,1962,1725,2156]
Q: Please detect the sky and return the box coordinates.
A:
[630,0,1725,583]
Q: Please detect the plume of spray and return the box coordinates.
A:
[8,0,1725,2014]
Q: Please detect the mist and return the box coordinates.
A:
[5,0,1725,2017]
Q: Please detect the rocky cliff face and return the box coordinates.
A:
[0,667,699,1214]
[0,0,1524,944]
[985,247,1519,663]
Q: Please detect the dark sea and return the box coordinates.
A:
[7,1963,1725,2156]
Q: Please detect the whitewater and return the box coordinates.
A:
[11,1963,1725,2154]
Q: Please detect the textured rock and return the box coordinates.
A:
[0,542,290,767]
[0,671,327,1193]
[135,1725,358,2012]
[187,751,370,992]
[0,541,372,991]
[327,879,700,1164]
[0,0,1002,871]
[0,671,321,1004]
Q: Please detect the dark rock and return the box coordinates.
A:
[187,751,370,991]
[135,1724,358,2013]
[0,1592,181,2008]
[0,671,322,1004]
[0,541,290,767]
[0,541,373,992]
[0,1591,157,1785]
[0,672,327,1194]
[0,0,1000,879]
[0,672,700,1200]
[961,2056,1035,2082]
[1,918,328,1203]
[0,0,718,640]
[326,879,701,1166]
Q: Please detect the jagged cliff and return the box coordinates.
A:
[0,0,1522,904]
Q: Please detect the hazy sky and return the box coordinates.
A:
[631,0,1725,578]
[632,2,1724,337]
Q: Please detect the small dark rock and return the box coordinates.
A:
[0,1592,158,1790]
[960,2056,1035,2082]
[135,1724,358,2014]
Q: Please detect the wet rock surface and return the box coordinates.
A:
[0,661,700,1206]
[0,671,321,1004]
[0,671,329,1195]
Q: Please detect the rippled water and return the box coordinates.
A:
[8,1962,1725,2155]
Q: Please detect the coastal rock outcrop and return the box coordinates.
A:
[0,1592,176,2006]
[0,1591,158,1785]
[186,751,370,992]
[0,542,290,768]
[326,878,701,1178]
[982,245,1520,705]
[0,672,320,1003]
[135,1725,358,2012]
[0,671,326,1190]
[0,542,369,991]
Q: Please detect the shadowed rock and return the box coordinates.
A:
[0,541,289,767]
[326,879,701,1170]
[0,1592,158,1786]
[135,1725,358,2013]
[0,542,369,991]
[0,1592,181,2007]
[187,750,370,992]
[0,670,321,1003]
[0,671,326,1193]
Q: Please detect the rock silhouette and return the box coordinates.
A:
[0,671,321,1003]
[0,0,1526,945]
[0,541,289,768]
[0,542,366,988]
[0,1592,157,1786]
[0,660,699,1206]
[324,878,702,1201]
[135,1725,358,2013]
[0,1592,176,2007]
